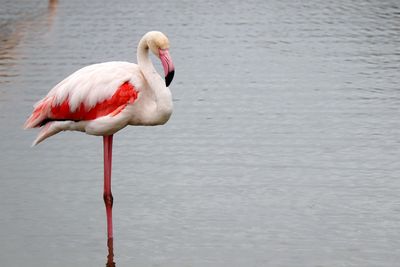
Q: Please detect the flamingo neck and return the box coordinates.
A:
[136,34,173,124]
[137,36,164,90]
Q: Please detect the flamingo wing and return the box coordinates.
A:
[24,61,142,129]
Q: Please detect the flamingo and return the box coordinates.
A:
[24,31,175,244]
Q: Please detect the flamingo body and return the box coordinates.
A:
[25,32,174,145]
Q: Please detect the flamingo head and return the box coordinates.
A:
[147,31,175,87]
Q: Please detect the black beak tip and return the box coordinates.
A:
[165,70,174,87]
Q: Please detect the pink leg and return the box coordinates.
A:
[103,135,114,241]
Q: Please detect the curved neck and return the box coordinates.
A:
[135,33,173,124]
[137,36,152,72]
[137,36,164,90]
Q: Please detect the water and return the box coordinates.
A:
[1,0,400,266]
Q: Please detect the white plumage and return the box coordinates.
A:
[25,31,175,145]
[46,62,144,111]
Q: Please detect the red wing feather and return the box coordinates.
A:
[25,82,138,128]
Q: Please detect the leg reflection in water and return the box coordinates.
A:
[106,237,115,267]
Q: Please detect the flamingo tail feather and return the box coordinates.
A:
[32,122,62,146]
[24,98,52,129]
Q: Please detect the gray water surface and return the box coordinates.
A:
[1,0,400,266]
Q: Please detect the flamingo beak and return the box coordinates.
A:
[159,49,175,87]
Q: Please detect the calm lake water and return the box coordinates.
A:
[1,0,400,266]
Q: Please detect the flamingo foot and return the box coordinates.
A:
[106,237,115,267]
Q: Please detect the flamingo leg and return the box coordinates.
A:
[103,135,114,241]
